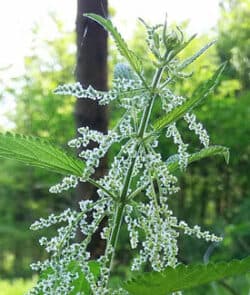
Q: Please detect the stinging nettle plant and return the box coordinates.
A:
[0,13,250,295]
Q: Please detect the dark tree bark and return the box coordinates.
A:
[76,0,108,132]
[75,0,108,257]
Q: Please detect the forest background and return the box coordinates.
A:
[0,0,249,294]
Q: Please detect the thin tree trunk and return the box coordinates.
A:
[75,0,108,257]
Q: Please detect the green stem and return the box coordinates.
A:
[105,63,166,288]
[138,67,164,137]
[127,184,144,201]
[105,202,125,269]
[106,148,138,275]
[87,178,117,200]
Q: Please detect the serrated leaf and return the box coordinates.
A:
[188,145,229,165]
[178,40,216,71]
[167,145,230,173]
[85,13,142,74]
[123,256,250,295]
[153,63,226,131]
[0,133,84,176]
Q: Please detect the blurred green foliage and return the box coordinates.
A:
[0,1,249,293]
[217,0,250,89]
[0,278,36,295]
[0,17,76,278]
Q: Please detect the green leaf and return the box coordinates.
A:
[123,256,250,295]
[153,63,226,131]
[85,13,142,74]
[168,33,197,63]
[167,145,230,173]
[0,133,84,176]
[178,40,216,71]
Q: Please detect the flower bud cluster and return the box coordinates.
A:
[30,208,75,230]
[166,123,189,170]
[113,77,148,111]
[27,270,78,295]
[178,221,222,242]
[49,175,78,194]
[68,126,104,149]
[131,201,179,271]
[184,112,210,147]
[161,88,187,113]
[98,155,131,197]
[123,93,150,110]
[28,196,115,295]
[125,205,139,249]
[113,77,142,95]
[143,148,179,198]
[77,129,120,179]
[54,77,143,107]
[119,115,134,137]
[49,129,121,194]
[54,82,111,105]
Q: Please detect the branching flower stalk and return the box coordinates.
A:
[105,55,168,277]
[23,14,229,295]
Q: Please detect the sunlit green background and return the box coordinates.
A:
[0,0,249,294]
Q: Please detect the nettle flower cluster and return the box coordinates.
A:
[28,15,222,295]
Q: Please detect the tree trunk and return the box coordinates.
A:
[75,0,108,257]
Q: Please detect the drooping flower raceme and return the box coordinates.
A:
[27,14,223,295]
